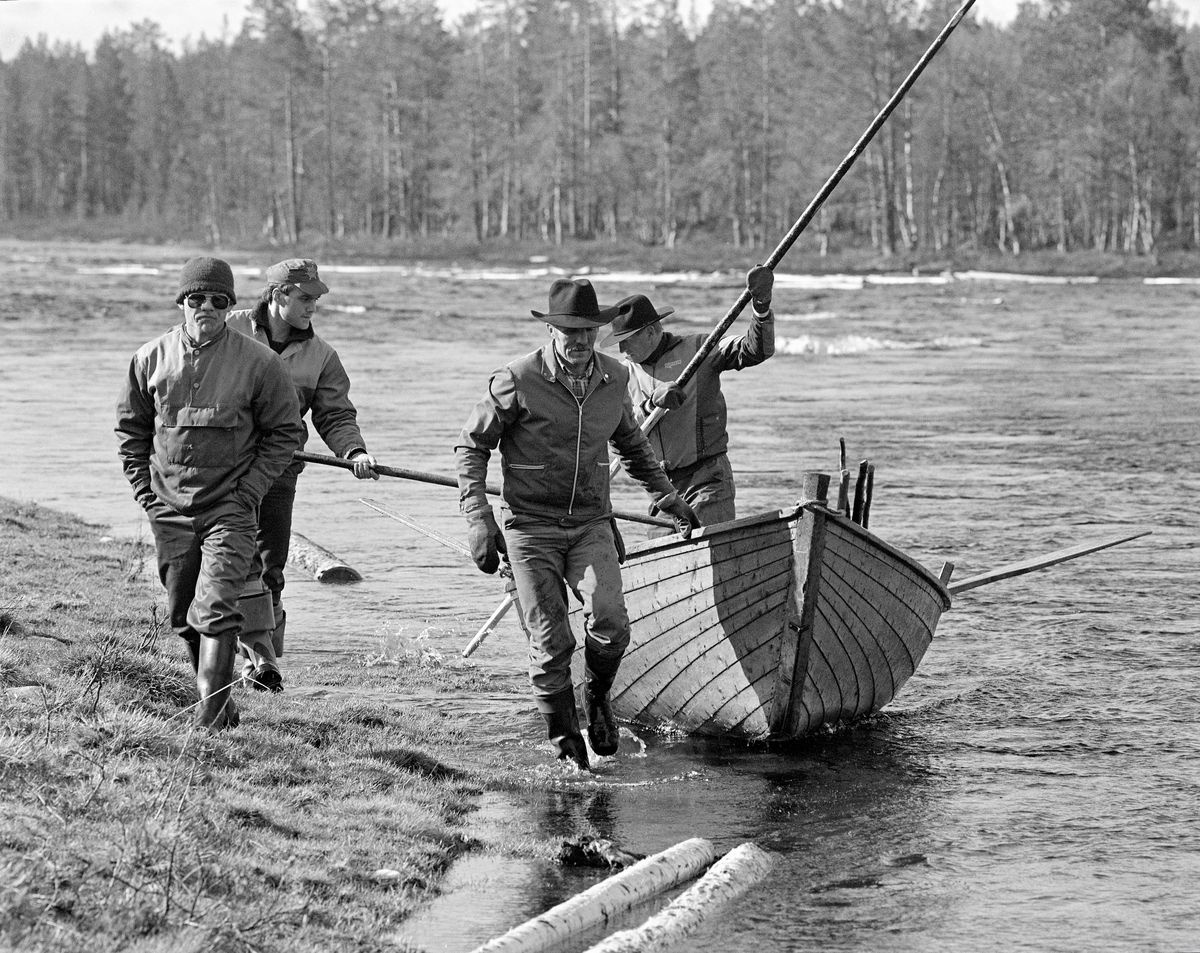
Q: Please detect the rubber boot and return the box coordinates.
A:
[583,648,621,757]
[270,607,286,658]
[181,631,201,674]
[539,687,590,771]
[195,633,239,732]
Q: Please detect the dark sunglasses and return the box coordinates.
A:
[185,293,231,310]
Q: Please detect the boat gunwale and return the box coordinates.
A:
[620,502,953,612]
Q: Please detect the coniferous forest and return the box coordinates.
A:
[2,0,1199,261]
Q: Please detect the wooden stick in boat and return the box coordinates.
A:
[947,530,1152,595]
[836,439,851,516]
[851,460,869,524]
[610,0,980,468]
[298,450,672,528]
[862,464,875,529]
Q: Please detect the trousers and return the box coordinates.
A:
[147,498,260,644]
[504,514,629,704]
[649,452,736,539]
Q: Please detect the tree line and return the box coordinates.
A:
[2,0,1198,258]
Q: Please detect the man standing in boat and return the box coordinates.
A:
[455,278,700,770]
[116,257,304,730]
[226,258,378,694]
[599,266,775,530]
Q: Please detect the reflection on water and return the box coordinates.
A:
[2,242,1198,951]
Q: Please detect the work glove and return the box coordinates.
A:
[748,264,773,312]
[657,492,701,539]
[650,382,686,410]
[466,507,507,574]
[349,451,379,480]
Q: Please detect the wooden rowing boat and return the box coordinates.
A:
[363,485,1146,744]
[570,477,1147,742]
[573,489,947,741]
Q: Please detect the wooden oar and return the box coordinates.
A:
[358,498,519,656]
[296,450,671,528]
[610,0,980,477]
[947,530,1151,595]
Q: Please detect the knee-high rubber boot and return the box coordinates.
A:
[270,608,286,657]
[538,687,590,771]
[195,633,239,732]
[583,648,621,757]
[181,631,201,674]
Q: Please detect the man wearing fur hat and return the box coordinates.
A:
[116,257,304,730]
[598,266,775,530]
[455,278,700,770]
[226,258,377,692]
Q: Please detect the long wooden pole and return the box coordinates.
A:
[296,450,671,528]
[947,531,1151,595]
[614,0,980,466]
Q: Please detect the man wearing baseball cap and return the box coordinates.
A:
[598,266,775,532]
[116,257,304,730]
[455,277,699,771]
[226,258,378,692]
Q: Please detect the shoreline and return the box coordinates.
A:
[3,232,1198,281]
[0,495,593,952]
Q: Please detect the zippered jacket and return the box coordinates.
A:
[227,306,367,478]
[116,324,304,515]
[455,346,676,526]
[628,311,774,471]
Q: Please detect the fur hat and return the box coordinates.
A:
[176,256,236,305]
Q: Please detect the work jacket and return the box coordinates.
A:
[116,323,304,516]
[627,310,774,472]
[227,305,367,478]
[455,346,676,526]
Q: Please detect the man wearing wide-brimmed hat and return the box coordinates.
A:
[226,258,378,694]
[598,266,775,531]
[455,277,699,770]
[116,257,304,731]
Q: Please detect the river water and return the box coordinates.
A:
[1,241,1197,951]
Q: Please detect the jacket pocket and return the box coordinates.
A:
[161,405,236,468]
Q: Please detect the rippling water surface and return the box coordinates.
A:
[2,241,1197,951]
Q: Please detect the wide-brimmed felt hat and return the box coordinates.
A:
[531,278,618,328]
[266,258,330,296]
[597,294,675,347]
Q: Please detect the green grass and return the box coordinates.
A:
[0,496,559,952]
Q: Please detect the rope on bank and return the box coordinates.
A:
[468,838,717,953]
[581,842,774,953]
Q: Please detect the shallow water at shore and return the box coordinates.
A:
[2,240,1198,951]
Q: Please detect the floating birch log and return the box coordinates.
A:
[287,532,362,583]
[582,843,774,953]
[468,838,716,953]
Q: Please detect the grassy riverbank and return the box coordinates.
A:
[0,496,570,953]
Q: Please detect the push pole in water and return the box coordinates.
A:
[613,0,980,471]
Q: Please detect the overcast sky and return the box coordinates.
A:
[0,0,1077,60]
